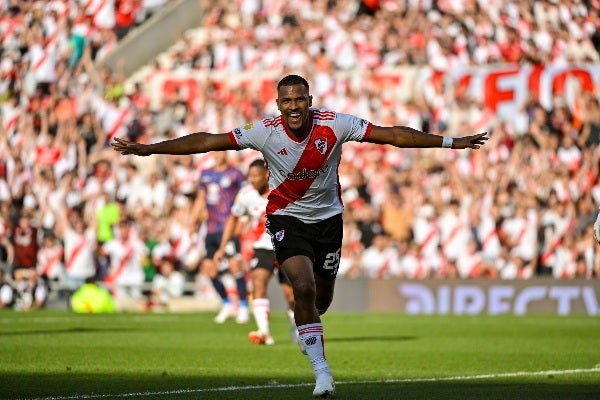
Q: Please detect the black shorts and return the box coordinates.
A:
[266,213,343,281]
[249,248,291,285]
[204,232,239,259]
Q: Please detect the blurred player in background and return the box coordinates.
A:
[112,74,488,398]
[191,152,248,324]
[214,158,296,346]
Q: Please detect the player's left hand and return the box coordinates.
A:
[453,132,488,149]
[593,210,600,244]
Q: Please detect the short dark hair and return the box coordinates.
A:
[249,158,267,170]
[277,74,309,91]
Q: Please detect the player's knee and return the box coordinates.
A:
[291,279,316,300]
[315,297,333,315]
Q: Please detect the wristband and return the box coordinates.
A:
[442,136,453,148]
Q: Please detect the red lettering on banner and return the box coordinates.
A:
[161,78,201,110]
[528,65,543,100]
[552,69,594,96]
[455,75,471,99]
[483,68,519,112]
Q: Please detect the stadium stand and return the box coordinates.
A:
[0,0,599,311]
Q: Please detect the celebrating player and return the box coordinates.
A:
[112,74,488,398]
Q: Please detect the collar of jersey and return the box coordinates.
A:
[282,109,314,143]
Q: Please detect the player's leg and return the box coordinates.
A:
[226,239,249,324]
[280,254,319,325]
[308,214,343,397]
[203,233,234,323]
[283,254,334,397]
[314,274,335,316]
[278,266,297,342]
[248,249,275,344]
[268,215,334,398]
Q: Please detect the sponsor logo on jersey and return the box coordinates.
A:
[277,148,288,155]
[233,128,242,139]
[314,138,328,155]
[278,165,329,181]
[244,123,254,130]
[275,230,285,241]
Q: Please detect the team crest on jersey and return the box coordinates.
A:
[244,123,254,130]
[275,229,285,241]
[314,138,328,155]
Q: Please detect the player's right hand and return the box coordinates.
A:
[453,132,489,149]
[213,248,225,265]
[593,210,600,244]
[111,137,152,156]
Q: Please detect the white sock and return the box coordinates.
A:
[253,298,270,335]
[298,322,330,376]
[288,309,297,331]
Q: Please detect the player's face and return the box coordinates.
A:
[276,84,312,136]
[248,166,268,194]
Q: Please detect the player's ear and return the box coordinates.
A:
[309,95,313,107]
[276,98,281,112]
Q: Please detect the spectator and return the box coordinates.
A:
[148,256,186,311]
[0,268,14,309]
[13,271,49,311]
[70,276,116,313]
[100,218,147,308]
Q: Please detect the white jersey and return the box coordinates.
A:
[231,184,272,250]
[63,228,96,281]
[229,108,372,223]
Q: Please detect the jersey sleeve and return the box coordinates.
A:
[230,188,249,217]
[334,112,373,142]
[228,120,270,151]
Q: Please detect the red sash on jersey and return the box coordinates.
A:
[104,244,133,284]
[266,123,338,214]
[540,218,575,265]
[4,111,20,134]
[467,257,481,278]
[442,222,462,252]
[41,248,64,277]
[481,227,497,249]
[106,108,131,141]
[65,236,88,272]
[33,51,48,72]
[376,255,392,279]
[413,259,426,279]
[418,225,438,253]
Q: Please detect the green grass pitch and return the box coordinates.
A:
[0,310,599,399]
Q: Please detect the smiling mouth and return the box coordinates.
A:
[288,112,302,124]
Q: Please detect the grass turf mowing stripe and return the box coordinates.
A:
[20,367,600,400]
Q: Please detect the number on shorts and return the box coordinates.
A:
[323,249,341,271]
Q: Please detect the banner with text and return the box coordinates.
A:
[368,279,600,316]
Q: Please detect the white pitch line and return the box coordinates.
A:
[18,367,600,400]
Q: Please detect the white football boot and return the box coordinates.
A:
[214,303,235,324]
[312,373,335,398]
[236,306,250,324]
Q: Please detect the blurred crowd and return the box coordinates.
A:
[1,0,600,311]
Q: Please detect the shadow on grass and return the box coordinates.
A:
[326,335,418,343]
[0,327,139,336]
[2,372,599,400]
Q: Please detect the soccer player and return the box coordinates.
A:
[112,74,488,398]
[190,151,248,324]
[213,158,296,346]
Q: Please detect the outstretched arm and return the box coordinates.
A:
[366,125,488,150]
[111,132,236,156]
